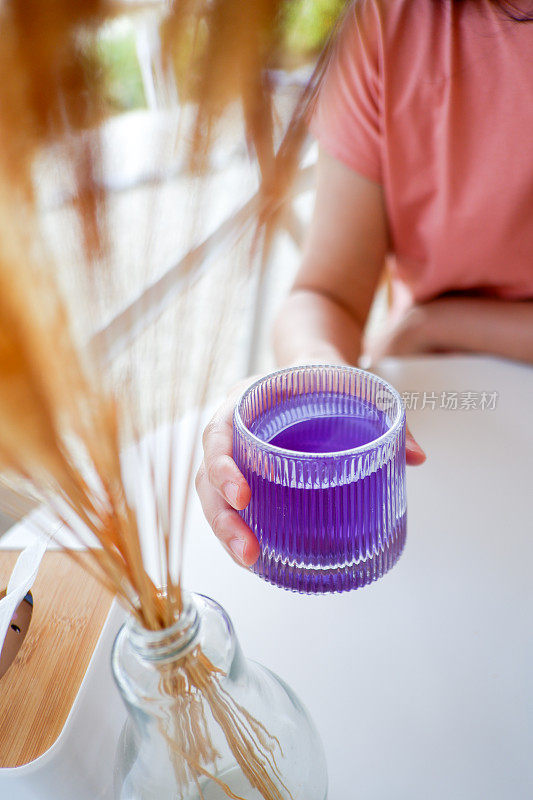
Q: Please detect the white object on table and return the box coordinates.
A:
[0,537,47,655]
[1,355,532,800]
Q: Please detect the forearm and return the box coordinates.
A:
[273,287,364,367]
[271,151,388,369]
[426,296,533,364]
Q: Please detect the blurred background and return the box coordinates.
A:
[2,0,384,535]
[96,0,344,114]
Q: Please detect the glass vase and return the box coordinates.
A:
[112,592,328,800]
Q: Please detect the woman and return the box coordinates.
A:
[196,0,533,567]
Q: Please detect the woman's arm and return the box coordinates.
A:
[273,149,387,366]
[368,296,533,364]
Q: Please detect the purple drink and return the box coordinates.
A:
[267,401,386,452]
[233,366,406,594]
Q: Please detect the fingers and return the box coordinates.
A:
[406,425,426,465]
[195,463,260,567]
[196,378,258,567]
[201,397,251,510]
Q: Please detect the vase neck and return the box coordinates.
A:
[126,594,200,663]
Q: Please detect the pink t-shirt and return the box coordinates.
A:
[312,0,533,305]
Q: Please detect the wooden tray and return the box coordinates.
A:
[0,551,113,768]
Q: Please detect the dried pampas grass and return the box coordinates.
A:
[0,0,342,796]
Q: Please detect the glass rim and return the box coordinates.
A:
[233,363,405,460]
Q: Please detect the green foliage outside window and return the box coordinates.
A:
[280,0,346,63]
[96,24,147,114]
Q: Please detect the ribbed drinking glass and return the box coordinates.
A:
[233,365,406,593]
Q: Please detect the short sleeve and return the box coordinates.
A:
[310,0,383,183]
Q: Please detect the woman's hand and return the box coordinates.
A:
[366,305,442,361]
[196,373,426,569]
[195,378,260,569]
[367,295,533,365]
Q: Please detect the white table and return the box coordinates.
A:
[182,355,533,800]
[2,355,532,799]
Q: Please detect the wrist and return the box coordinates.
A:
[418,298,469,352]
[282,344,349,368]
[394,305,437,353]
